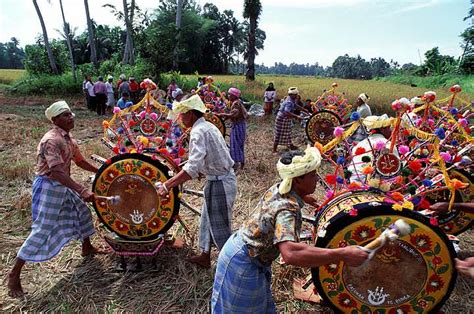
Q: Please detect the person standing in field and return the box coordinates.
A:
[118,75,130,98]
[85,75,96,112]
[156,95,237,269]
[82,75,89,108]
[273,87,303,154]
[217,87,248,170]
[7,101,105,298]
[263,82,276,116]
[129,77,140,104]
[93,76,107,116]
[105,76,115,114]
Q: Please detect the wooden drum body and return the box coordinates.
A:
[305,110,342,145]
[311,190,456,313]
[92,153,179,241]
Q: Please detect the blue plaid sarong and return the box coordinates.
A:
[230,120,246,163]
[18,176,95,262]
[211,232,276,313]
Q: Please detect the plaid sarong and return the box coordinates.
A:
[274,114,293,146]
[211,232,276,313]
[230,120,246,163]
[199,171,237,252]
[18,176,95,262]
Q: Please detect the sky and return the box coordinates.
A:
[0,0,471,67]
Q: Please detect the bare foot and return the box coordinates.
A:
[7,272,24,298]
[186,253,211,269]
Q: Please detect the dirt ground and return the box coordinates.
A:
[0,98,473,312]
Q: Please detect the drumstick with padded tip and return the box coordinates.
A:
[96,195,121,205]
[362,219,411,256]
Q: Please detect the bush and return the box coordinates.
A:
[9,73,81,95]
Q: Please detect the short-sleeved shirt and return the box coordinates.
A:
[276,97,295,119]
[85,81,95,97]
[357,103,372,118]
[229,100,247,123]
[93,81,107,95]
[105,82,114,94]
[182,117,234,179]
[240,183,304,265]
[36,126,85,176]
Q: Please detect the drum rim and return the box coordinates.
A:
[311,205,457,313]
[92,153,180,241]
[305,109,343,144]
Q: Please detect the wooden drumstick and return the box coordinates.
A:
[364,219,412,252]
[96,195,121,205]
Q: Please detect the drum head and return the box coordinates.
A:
[305,110,342,145]
[92,153,179,240]
[205,113,226,137]
[375,153,401,178]
[425,168,474,235]
[312,204,456,313]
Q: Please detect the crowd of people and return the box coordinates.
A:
[6,78,474,313]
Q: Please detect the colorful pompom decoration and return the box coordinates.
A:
[336,156,345,165]
[334,127,344,137]
[458,118,468,127]
[150,112,158,120]
[348,182,362,190]
[449,84,461,93]
[362,166,374,175]
[355,147,366,155]
[422,179,433,187]
[408,160,422,172]
[361,156,371,163]
[408,185,417,195]
[314,141,324,153]
[336,176,344,184]
[326,174,337,185]
[117,127,124,134]
[325,190,335,199]
[390,192,405,202]
[102,120,110,129]
[451,140,459,146]
[422,91,436,103]
[375,141,385,151]
[398,145,409,155]
[349,207,358,216]
[139,111,147,119]
[429,217,439,226]
[439,152,452,163]
[449,108,458,115]
[113,107,121,114]
[350,112,360,121]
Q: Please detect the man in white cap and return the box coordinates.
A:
[7,101,103,298]
[273,87,303,154]
[355,93,372,118]
[211,147,368,313]
[157,95,237,268]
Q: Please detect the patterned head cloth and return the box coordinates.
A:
[172,94,207,114]
[228,87,241,98]
[358,93,369,103]
[45,100,72,122]
[277,146,321,194]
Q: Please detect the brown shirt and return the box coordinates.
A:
[36,126,84,176]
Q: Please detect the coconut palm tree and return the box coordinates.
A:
[122,0,136,65]
[243,0,261,81]
[59,0,76,81]
[32,0,59,74]
[84,0,98,69]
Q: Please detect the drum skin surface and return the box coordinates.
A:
[312,191,457,313]
[92,153,179,241]
[305,110,342,145]
[425,168,474,235]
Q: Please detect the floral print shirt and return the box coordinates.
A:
[240,183,304,265]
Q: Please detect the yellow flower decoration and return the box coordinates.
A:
[392,203,403,211]
[402,201,414,210]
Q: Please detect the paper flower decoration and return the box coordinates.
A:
[326,174,337,185]
[408,160,422,172]
[440,152,451,162]
[350,112,360,121]
[336,156,345,165]
[355,147,366,155]
[113,107,121,114]
[325,190,335,199]
[434,128,446,140]
[150,112,158,120]
[398,145,409,155]
[334,127,344,137]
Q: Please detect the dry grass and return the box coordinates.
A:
[0,94,473,312]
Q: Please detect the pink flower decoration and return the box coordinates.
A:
[375,141,385,151]
[440,152,451,162]
[334,127,344,137]
[398,145,409,155]
[150,112,158,120]
[430,217,439,226]
[139,111,147,119]
[428,119,435,127]
[459,118,468,127]
[113,107,121,114]
[349,208,358,216]
[325,190,335,199]
[415,118,422,127]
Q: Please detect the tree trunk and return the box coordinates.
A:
[122,0,135,65]
[32,0,59,74]
[84,0,98,69]
[173,0,183,70]
[59,0,76,81]
[245,17,256,81]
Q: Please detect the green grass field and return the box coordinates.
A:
[0,69,26,85]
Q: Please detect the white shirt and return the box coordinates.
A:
[85,81,95,97]
[264,90,276,102]
[357,103,372,118]
[105,82,114,94]
[182,117,234,179]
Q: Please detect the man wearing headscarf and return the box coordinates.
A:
[7,101,104,298]
[217,87,248,170]
[157,95,237,268]
[211,147,368,313]
[349,93,373,143]
[273,87,303,154]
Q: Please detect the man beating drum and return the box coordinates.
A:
[7,101,105,298]
[211,147,368,313]
[157,95,237,269]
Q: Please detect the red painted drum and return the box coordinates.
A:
[305,110,343,145]
[311,190,456,313]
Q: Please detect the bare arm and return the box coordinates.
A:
[157,169,192,197]
[75,159,99,173]
[49,165,94,202]
[277,241,368,268]
[430,202,474,214]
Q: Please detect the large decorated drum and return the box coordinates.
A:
[305,110,342,145]
[92,153,180,241]
[311,190,456,313]
[424,168,474,235]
